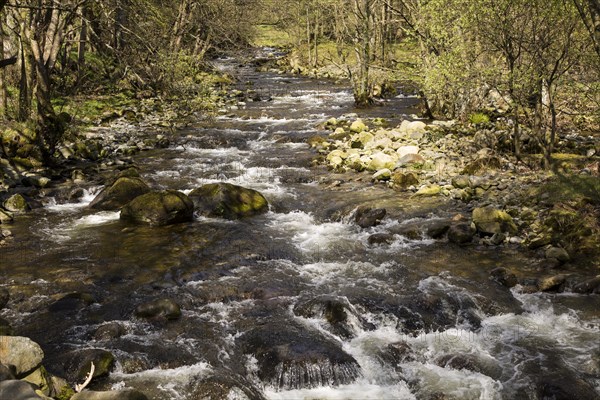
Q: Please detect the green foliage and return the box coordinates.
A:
[469,112,490,125]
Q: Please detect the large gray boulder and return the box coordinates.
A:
[89,177,151,211]
[188,183,268,220]
[0,336,44,377]
[120,190,194,226]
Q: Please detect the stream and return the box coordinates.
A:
[1,52,599,400]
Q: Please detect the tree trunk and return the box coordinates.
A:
[353,0,373,107]
[78,5,88,75]
[18,38,31,122]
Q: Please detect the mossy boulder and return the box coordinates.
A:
[472,207,517,235]
[188,183,268,220]
[120,190,194,226]
[89,177,151,211]
[3,194,30,213]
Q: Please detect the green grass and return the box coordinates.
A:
[537,173,600,205]
[251,25,292,48]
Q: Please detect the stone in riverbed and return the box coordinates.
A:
[0,209,13,224]
[3,194,30,213]
[489,267,518,288]
[472,206,517,235]
[391,172,419,189]
[0,336,44,377]
[572,276,600,294]
[545,246,570,263]
[537,274,568,292]
[238,320,361,390]
[447,223,474,245]
[188,182,268,220]
[372,169,391,181]
[349,119,368,133]
[414,185,441,197]
[0,364,16,381]
[89,177,151,211]
[134,298,181,320]
[0,288,8,309]
[57,349,115,383]
[397,145,419,159]
[0,380,43,400]
[354,206,386,228]
[190,376,266,400]
[451,175,470,189]
[368,233,394,245]
[367,152,396,171]
[120,190,194,226]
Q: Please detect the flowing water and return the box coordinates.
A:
[1,52,599,400]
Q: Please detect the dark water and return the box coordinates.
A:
[1,53,599,399]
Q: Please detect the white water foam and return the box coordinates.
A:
[45,187,100,212]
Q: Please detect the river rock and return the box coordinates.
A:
[489,267,518,288]
[0,336,44,377]
[238,321,361,390]
[3,194,30,213]
[378,341,415,367]
[0,364,16,381]
[120,190,194,226]
[367,152,396,171]
[0,380,43,400]
[0,209,13,224]
[572,275,600,294]
[354,206,386,228]
[397,146,419,159]
[425,220,451,239]
[545,246,570,263]
[447,223,474,245]
[190,182,268,219]
[89,177,151,211]
[368,233,394,245]
[391,172,419,189]
[537,274,568,292]
[396,153,425,166]
[93,322,126,341]
[0,288,8,309]
[414,185,441,197]
[0,318,13,336]
[134,298,181,320]
[70,389,149,400]
[190,376,266,400]
[21,366,55,397]
[472,206,517,235]
[351,131,374,148]
[451,175,470,189]
[436,353,502,379]
[294,295,370,339]
[372,169,391,181]
[349,119,368,133]
[536,372,600,400]
[57,349,115,383]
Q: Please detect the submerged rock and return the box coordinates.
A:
[190,375,266,400]
[545,246,570,264]
[120,190,194,226]
[354,206,386,228]
[0,288,8,309]
[238,321,361,390]
[447,223,474,245]
[572,275,600,294]
[55,348,115,383]
[89,177,151,211]
[436,353,502,379]
[134,298,181,320]
[188,182,268,220]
